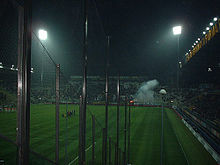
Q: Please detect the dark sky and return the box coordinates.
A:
[1,0,220,83]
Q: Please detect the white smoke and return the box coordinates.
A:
[135,79,159,104]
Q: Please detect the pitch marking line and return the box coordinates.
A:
[68,142,96,165]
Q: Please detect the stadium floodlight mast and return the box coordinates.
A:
[159,88,166,165]
[38,29,47,40]
[172,25,182,91]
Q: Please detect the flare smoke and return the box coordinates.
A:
[135,79,159,103]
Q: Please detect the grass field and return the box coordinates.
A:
[0,104,217,165]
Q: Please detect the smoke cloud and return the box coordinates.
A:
[135,79,159,104]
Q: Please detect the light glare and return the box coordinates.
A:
[214,17,218,21]
[173,26,182,35]
[206,27,210,31]
[210,22,213,26]
[38,29,47,40]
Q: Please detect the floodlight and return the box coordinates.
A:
[213,17,218,21]
[11,65,15,70]
[198,38,200,41]
[208,67,212,72]
[196,41,198,43]
[206,27,210,31]
[172,26,182,35]
[38,29,47,40]
[210,22,213,26]
[0,62,3,69]
[31,68,34,73]
[194,43,196,45]
[192,45,194,48]
[203,31,206,35]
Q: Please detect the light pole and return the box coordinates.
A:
[159,89,167,165]
[172,25,182,91]
[38,29,47,86]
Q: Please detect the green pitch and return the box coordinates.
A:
[0,104,216,164]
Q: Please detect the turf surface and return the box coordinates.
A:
[0,104,217,164]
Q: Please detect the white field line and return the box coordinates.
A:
[68,142,96,165]
[174,132,190,165]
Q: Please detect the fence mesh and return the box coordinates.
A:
[0,0,130,164]
[0,1,18,164]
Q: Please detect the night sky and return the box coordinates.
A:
[1,0,220,83]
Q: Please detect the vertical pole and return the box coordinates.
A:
[109,137,111,165]
[127,102,131,164]
[65,102,68,164]
[122,152,125,165]
[55,64,60,164]
[177,36,180,91]
[124,98,127,165]
[79,95,83,164]
[105,35,110,165]
[102,128,106,165]
[17,0,32,164]
[92,115,95,165]
[160,103,164,165]
[17,5,23,165]
[79,0,88,163]
[40,48,43,86]
[116,73,120,164]
[118,148,121,165]
[114,143,117,165]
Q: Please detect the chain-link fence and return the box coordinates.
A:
[0,0,133,164]
[0,1,19,164]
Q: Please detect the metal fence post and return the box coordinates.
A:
[124,98,127,165]
[105,35,110,165]
[17,0,32,164]
[123,151,125,165]
[114,143,117,165]
[116,73,120,164]
[102,128,106,165]
[127,102,131,164]
[118,148,121,165]
[65,102,68,164]
[79,0,88,163]
[109,137,111,165]
[92,115,95,165]
[55,64,60,164]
